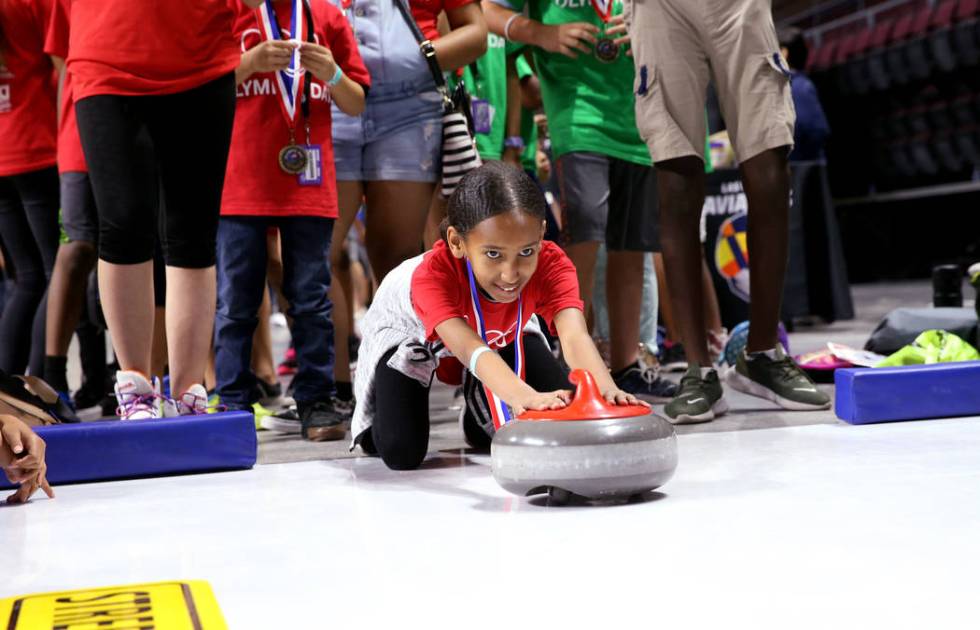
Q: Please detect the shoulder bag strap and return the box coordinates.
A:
[392,0,451,98]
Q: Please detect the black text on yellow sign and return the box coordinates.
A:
[0,580,227,629]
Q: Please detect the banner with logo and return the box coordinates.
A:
[702,163,853,330]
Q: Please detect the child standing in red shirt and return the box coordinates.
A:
[215,0,370,441]
[353,163,646,470]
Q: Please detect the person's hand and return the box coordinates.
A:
[243,40,296,75]
[605,14,631,51]
[1,415,54,504]
[601,388,650,407]
[298,42,337,83]
[511,389,571,416]
[537,22,598,58]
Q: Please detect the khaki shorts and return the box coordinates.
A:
[626,0,796,164]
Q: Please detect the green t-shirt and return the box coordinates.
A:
[503,0,650,165]
[461,33,509,161]
[512,49,539,172]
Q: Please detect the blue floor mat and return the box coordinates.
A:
[1,411,257,489]
[835,361,980,425]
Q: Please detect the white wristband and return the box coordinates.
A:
[468,346,492,377]
[503,13,521,42]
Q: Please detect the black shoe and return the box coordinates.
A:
[254,378,283,405]
[72,380,105,411]
[658,342,688,373]
[298,400,347,442]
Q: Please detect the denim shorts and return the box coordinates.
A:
[332,82,443,183]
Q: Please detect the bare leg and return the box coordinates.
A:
[657,156,710,366]
[364,181,433,283]
[45,241,98,357]
[700,255,723,334]
[565,241,601,331]
[653,252,676,340]
[423,191,448,250]
[252,286,276,384]
[165,265,216,397]
[98,260,154,375]
[607,250,645,372]
[331,180,364,386]
[150,306,167,379]
[739,147,791,353]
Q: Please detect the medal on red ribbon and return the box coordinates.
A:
[257,0,310,174]
[590,0,620,63]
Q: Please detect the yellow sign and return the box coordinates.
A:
[0,580,227,629]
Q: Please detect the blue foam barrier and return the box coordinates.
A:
[0,411,256,488]
[835,361,980,425]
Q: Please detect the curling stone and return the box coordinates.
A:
[490,369,677,502]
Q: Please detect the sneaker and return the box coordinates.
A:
[73,381,105,418]
[161,383,209,417]
[612,361,678,403]
[255,378,284,406]
[114,370,161,420]
[260,404,301,433]
[658,341,688,373]
[726,346,831,410]
[331,395,355,420]
[299,400,347,441]
[663,364,728,424]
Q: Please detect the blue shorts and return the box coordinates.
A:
[332,82,443,183]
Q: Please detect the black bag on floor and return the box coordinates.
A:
[864,307,979,354]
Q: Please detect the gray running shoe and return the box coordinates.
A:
[663,364,728,424]
[726,346,831,410]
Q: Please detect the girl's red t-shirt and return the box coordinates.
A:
[410,0,476,42]
[43,0,86,174]
[220,0,370,218]
[412,239,583,346]
[66,0,241,100]
[0,0,58,177]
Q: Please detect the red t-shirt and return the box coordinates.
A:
[66,0,241,100]
[221,0,370,218]
[412,238,583,352]
[410,0,475,42]
[0,0,57,177]
[43,0,85,174]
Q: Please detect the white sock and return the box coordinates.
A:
[746,347,782,361]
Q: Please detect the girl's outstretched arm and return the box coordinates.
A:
[435,318,571,415]
[553,308,648,407]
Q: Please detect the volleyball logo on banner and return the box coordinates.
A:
[714,212,751,302]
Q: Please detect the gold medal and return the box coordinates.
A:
[279,134,308,175]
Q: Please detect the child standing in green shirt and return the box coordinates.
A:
[484,0,676,401]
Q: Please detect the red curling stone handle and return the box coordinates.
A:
[516,369,650,421]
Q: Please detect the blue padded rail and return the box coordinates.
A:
[0,411,256,488]
[835,361,980,425]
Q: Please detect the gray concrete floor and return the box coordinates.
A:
[257,280,968,464]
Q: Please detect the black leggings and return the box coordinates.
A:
[75,73,236,268]
[367,335,569,471]
[0,167,60,374]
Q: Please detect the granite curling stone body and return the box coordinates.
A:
[490,369,678,501]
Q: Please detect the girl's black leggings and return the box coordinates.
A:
[367,334,569,471]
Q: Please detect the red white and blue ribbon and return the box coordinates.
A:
[590,0,613,22]
[466,260,524,430]
[257,0,306,125]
